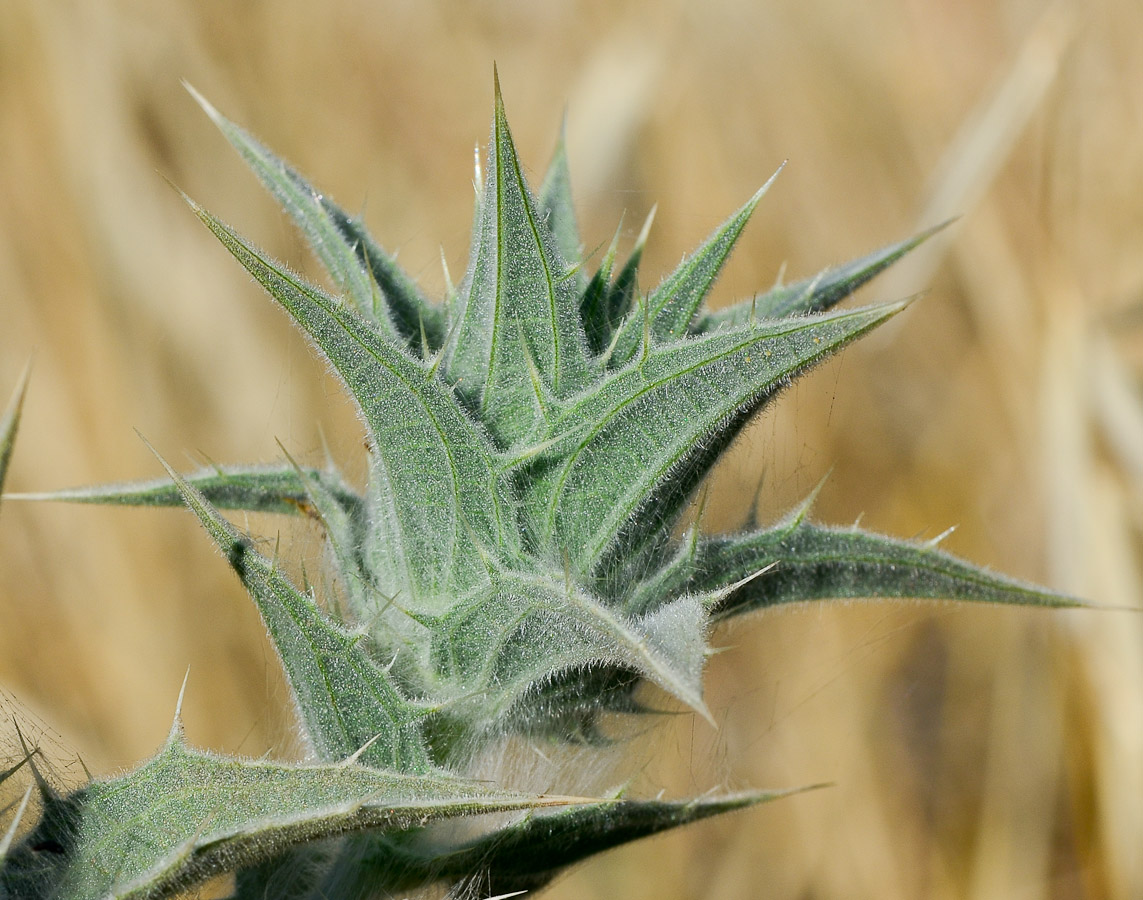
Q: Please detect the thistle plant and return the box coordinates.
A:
[0,76,1074,900]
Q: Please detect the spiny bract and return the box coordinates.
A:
[0,77,1074,900]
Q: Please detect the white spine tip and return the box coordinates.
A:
[170,667,191,741]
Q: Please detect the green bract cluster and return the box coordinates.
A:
[0,78,1074,900]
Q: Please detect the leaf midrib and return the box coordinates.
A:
[482,110,567,418]
[541,319,816,549]
[269,258,506,586]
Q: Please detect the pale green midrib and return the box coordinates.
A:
[708,529,1070,606]
[270,260,510,587]
[185,485,401,763]
[613,205,747,358]
[200,214,431,594]
[542,319,817,543]
[480,114,506,421]
[271,575,360,759]
[507,125,566,395]
[647,235,721,333]
[476,598,533,690]
[79,760,444,874]
[458,572,694,712]
[266,575,410,763]
[480,111,569,422]
[82,773,235,865]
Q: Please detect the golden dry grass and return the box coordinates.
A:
[3,1,1143,897]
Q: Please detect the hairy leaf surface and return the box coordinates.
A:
[531,302,905,574]
[697,224,946,330]
[323,204,447,354]
[696,516,1079,620]
[189,88,391,331]
[11,464,360,518]
[427,573,708,720]
[191,201,519,601]
[537,121,586,293]
[257,790,796,899]
[159,454,434,773]
[594,209,654,362]
[443,78,591,443]
[608,180,774,366]
[0,736,570,900]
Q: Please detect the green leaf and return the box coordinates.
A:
[579,222,622,355]
[688,507,1079,620]
[609,176,777,366]
[584,208,658,359]
[188,87,388,330]
[0,362,30,513]
[497,664,645,744]
[190,86,444,357]
[604,207,654,348]
[11,463,360,518]
[697,223,947,330]
[442,75,591,443]
[622,523,702,616]
[0,732,575,900]
[322,204,447,355]
[154,448,435,773]
[273,789,799,899]
[189,198,519,603]
[279,453,377,621]
[428,790,797,896]
[427,573,709,723]
[537,117,586,289]
[530,302,906,578]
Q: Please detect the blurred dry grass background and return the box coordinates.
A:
[2,0,1143,897]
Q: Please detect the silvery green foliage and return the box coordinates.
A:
[0,79,1075,899]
